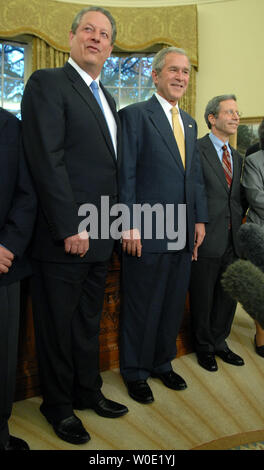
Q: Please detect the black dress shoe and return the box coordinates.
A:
[151,370,187,390]
[2,435,30,450]
[254,335,264,357]
[90,393,128,418]
[52,415,90,445]
[125,380,154,404]
[215,348,244,366]
[197,352,218,372]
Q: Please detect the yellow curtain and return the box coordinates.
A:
[0,0,198,115]
[32,37,69,71]
[179,66,196,117]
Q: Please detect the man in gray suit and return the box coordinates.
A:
[189,94,248,372]
[242,119,264,355]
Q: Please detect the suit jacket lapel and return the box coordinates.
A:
[230,146,240,193]
[63,63,117,165]
[146,95,185,173]
[100,82,121,166]
[0,110,8,134]
[202,135,229,192]
[180,110,194,173]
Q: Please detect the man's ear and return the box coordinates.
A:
[69,30,74,46]
[152,69,158,87]
[208,113,216,128]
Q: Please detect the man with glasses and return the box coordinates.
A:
[189,94,248,373]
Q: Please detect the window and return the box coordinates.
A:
[0,41,26,118]
[101,55,155,110]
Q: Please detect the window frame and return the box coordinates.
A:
[0,37,31,117]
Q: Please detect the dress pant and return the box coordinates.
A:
[120,251,192,381]
[31,260,109,423]
[189,232,237,352]
[0,282,20,447]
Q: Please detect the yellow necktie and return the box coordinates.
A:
[171,106,185,168]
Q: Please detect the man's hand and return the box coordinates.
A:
[192,223,206,261]
[0,245,14,274]
[122,229,142,257]
[64,230,89,257]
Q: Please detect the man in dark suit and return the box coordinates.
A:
[189,94,247,372]
[118,47,208,404]
[0,108,36,450]
[21,6,127,445]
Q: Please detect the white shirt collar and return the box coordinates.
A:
[155,92,180,113]
[68,57,100,87]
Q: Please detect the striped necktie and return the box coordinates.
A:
[222,144,232,188]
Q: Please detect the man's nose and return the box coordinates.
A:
[91,28,100,41]
[174,70,184,81]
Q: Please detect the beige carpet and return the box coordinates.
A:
[10,305,264,450]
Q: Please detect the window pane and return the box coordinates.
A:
[105,87,119,109]
[120,57,140,88]
[101,56,119,87]
[4,44,24,79]
[140,88,155,101]
[141,57,154,87]
[120,88,139,109]
[4,78,24,113]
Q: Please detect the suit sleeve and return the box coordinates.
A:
[242,156,264,220]
[21,70,80,241]
[194,134,208,223]
[118,107,139,229]
[0,116,37,257]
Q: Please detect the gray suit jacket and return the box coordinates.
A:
[197,134,247,257]
[242,149,264,225]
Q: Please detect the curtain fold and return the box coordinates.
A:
[179,66,196,117]
[32,37,69,71]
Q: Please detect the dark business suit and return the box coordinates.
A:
[245,141,260,157]
[21,62,121,422]
[119,95,208,381]
[0,108,36,447]
[189,134,247,352]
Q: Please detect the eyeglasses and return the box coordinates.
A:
[223,110,242,118]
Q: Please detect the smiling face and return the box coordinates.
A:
[152,52,190,105]
[69,10,113,78]
[208,99,240,141]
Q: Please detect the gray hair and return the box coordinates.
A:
[71,6,117,45]
[152,46,191,74]
[204,94,237,129]
[258,119,264,150]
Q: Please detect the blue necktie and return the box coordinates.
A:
[90,80,105,114]
[90,80,117,158]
